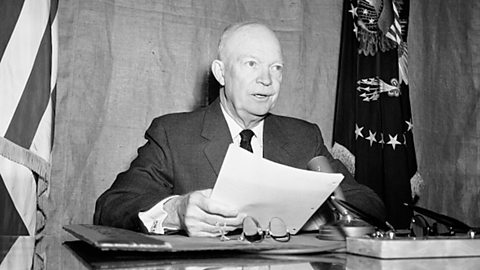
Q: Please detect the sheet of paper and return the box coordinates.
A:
[210,144,343,235]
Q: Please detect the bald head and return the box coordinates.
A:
[217,22,282,62]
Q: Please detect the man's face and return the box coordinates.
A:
[220,25,283,126]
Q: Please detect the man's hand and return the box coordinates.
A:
[163,189,245,237]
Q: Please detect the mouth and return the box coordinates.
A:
[252,93,270,100]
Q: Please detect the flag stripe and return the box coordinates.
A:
[4,24,52,149]
[0,157,37,235]
[0,236,18,263]
[0,0,50,136]
[51,86,57,146]
[26,0,58,165]
[0,0,25,62]
[29,99,53,162]
[50,2,59,89]
[50,0,59,25]
[386,3,402,44]
[0,236,34,270]
[0,173,28,235]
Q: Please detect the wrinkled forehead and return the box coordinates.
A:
[219,23,283,62]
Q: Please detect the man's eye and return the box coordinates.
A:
[246,61,257,67]
[271,65,283,72]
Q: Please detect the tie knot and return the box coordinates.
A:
[240,129,254,153]
[240,129,254,141]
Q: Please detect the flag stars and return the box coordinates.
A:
[406,119,413,131]
[387,134,401,150]
[348,4,358,18]
[366,131,377,146]
[355,124,364,139]
[353,124,409,149]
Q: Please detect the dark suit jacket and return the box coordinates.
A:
[94,98,385,231]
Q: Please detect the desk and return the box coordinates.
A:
[1,235,345,269]
[1,235,480,270]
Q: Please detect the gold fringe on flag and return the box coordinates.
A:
[0,137,51,180]
[332,141,424,199]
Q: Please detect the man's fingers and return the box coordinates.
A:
[203,214,245,227]
[184,210,243,230]
[198,189,212,197]
[185,221,238,237]
[181,189,246,237]
[196,197,240,218]
[188,190,240,218]
[204,202,239,217]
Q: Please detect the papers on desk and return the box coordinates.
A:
[210,144,344,234]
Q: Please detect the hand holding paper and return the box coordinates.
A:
[210,144,344,234]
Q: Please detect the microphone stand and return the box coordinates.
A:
[307,156,378,240]
[317,196,376,240]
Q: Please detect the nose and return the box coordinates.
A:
[257,67,272,86]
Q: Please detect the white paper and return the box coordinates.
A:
[210,144,343,235]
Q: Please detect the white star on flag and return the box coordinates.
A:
[366,131,377,146]
[355,124,364,139]
[387,134,401,150]
[406,120,413,131]
[348,4,357,18]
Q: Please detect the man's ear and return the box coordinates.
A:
[211,59,225,86]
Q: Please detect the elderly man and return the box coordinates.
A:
[94,22,385,237]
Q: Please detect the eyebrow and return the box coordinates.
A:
[236,54,284,65]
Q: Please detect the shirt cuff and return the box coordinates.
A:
[138,195,180,234]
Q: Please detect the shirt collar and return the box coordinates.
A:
[220,103,264,143]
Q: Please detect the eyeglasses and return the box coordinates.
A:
[240,216,290,243]
[409,214,455,237]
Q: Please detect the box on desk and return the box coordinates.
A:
[347,236,480,259]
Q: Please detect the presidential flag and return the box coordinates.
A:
[0,0,57,246]
[332,0,422,228]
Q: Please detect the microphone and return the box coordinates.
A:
[307,156,376,240]
[307,156,346,201]
[307,156,350,220]
[307,157,395,234]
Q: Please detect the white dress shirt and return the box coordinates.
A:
[220,105,264,157]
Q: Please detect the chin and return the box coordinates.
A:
[249,106,273,117]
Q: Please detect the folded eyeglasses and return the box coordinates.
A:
[240,216,290,243]
[216,216,290,242]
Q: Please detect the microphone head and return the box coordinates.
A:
[307,156,348,210]
[307,156,334,173]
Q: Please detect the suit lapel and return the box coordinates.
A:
[201,103,293,174]
[263,115,292,165]
[201,99,232,176]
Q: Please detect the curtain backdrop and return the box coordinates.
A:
[40,1,478,265]
[409,1,479,227]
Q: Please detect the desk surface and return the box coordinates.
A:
[2,235,480,270]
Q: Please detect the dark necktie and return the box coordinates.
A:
[239,129,254,153]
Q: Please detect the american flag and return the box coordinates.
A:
[0,0,57,268]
